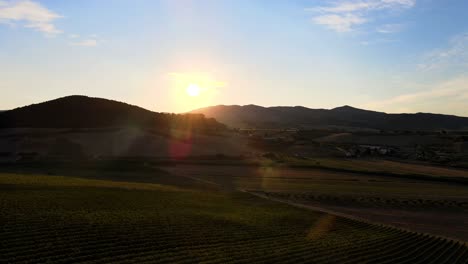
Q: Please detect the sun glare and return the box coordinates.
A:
[186,84,201,97]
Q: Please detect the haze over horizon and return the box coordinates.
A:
[2,0,468,115]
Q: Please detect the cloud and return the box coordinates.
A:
[362,32,468,116]
[70,39,98,47]
[364,75,468,115]
[313,14,366,32]
[418,33,468,71]
[360,38,399,45]
[311,0,415,13]
[376,23,404,33]
[0,0,62,35]
[307,0,415,32]
[69,34,102,47]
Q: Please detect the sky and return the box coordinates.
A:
[1,0,468,115]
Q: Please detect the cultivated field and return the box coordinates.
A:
[2,173,467,263]
[165,164,468,241]
[292,158,468,178]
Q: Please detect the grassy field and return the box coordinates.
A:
[2,173,467,263]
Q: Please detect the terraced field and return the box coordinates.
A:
[1,173,467,263]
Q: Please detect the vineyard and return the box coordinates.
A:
[257,192,468,210]
[1,173,467,263]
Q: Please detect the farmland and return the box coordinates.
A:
[165,164,468,241]
[1,172,467,263]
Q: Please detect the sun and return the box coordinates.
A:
[186,84,201,97]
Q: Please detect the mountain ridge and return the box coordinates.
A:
[191,104,468,130]
[2,96,468,131]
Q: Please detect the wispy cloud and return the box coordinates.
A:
[418,33,468,71]
[70,39,98,47]
[307,0,415,33]
[376,23,404,33]
[0,0,62,35]
[69,34,102,47]
[360,38,399,45]
[363,32,468,116]
[364,75,468,115]
[311,0,414,13]
[314,14,366,32]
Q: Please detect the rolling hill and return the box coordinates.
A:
[0,96,252,159]
[0,95,225,131]
[191,105,468,131]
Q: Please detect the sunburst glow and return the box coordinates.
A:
[186,84,201,97]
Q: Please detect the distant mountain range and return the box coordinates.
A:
[2,96,467,131]
[191,105,468,131]
[0,96,225,130]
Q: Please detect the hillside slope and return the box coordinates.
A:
[0,95,225,130]
[0,96,253,159]
[192,105,468,130]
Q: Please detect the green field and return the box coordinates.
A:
[1,173,467,263]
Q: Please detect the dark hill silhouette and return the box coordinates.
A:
[0,95,225,130]
[191,105,468,131]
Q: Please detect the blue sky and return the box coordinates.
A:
[1,0,468,115]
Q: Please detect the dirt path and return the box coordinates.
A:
[243,190,390,225]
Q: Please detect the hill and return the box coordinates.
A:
[0,95,225,131]
[191,104,468,130]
